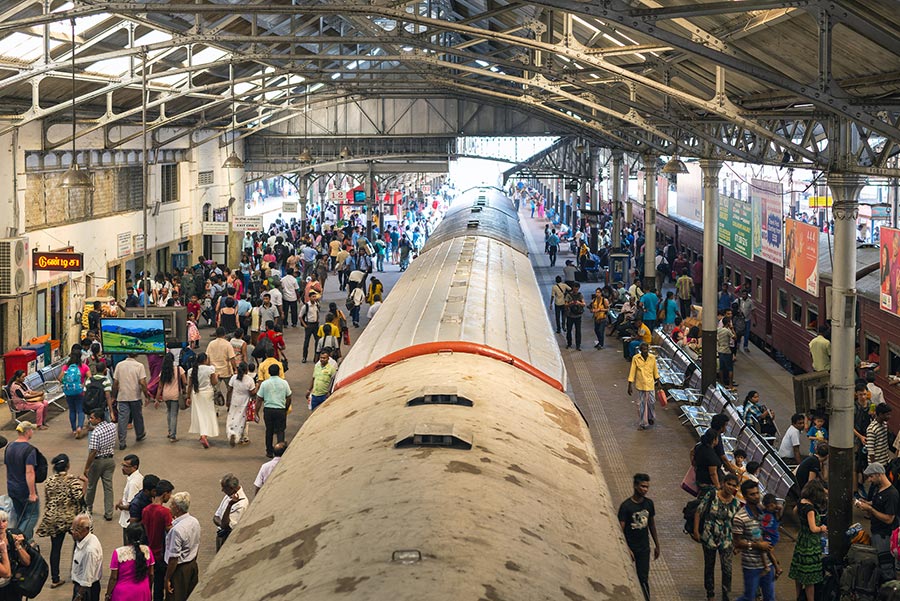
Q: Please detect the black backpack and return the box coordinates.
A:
[252,336,273,361]
[83,378,107,414]
[23,444,48,484]
[179,347,197,372]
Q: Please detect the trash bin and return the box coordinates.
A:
[2,349,38,384]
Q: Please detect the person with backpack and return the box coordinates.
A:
[316,314,342,360]
[299,292,322,364]
[60,345,91,439]
[856,462,900,582]
[693,472,740,601]
[348,284,365,328]
[83,362,112,421]
[564,282,585,351]
[3,421,47,541]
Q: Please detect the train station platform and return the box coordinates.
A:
[519,209,804,600]
[3,258,406,601]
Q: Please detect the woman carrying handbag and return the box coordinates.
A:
[155,353,187,443]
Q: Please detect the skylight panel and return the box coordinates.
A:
[50,3,109,36]
[134,30,172,46]
[153,73,187,87]
[0,33,46,62]
[234,82,256,95]
[87,56,131,76]
[191,47,228,65]
[572,15,600,34]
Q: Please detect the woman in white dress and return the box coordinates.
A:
[187,352,219,448]
[226,362,257,447]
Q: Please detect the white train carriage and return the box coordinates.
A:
[193,188,642,601]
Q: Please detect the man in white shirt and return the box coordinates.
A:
[280,269,301,328]
[71,514,103,601]
[213,473,249,551]
[778,413,807,464]
[367,295,383,320]
[867,370,884,405]
[115,454,143,543]
[267,285,283,323]
[254,442,286,494]
[112,354,150,450]
[165,492,201,601]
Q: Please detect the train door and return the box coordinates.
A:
[765,262,773,339]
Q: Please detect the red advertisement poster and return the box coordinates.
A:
[880,227,900,316]
[784,218,819,295]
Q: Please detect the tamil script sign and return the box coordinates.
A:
[785,218,819,295]
[232,216,263,232]
[32,251,83,272]
[202,221,230,235]
[750,178,784,267]
[717,196,753,259]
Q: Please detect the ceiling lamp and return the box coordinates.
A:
[298,147,313,163]
[339,146,352,159]
[222,62,244,169]
[660,153,689,175]
[60,18,93,190]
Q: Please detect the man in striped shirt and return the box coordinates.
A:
[867,403,892,466]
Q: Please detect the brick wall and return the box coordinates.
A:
[25,166,143,231]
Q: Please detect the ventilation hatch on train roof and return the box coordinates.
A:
[466,220,479,229]
[406,387,473,407]
[395,423,473,450]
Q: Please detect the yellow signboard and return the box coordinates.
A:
[808,196,832,208]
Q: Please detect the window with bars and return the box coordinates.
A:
[198,170,214,186]
[116,166,143,212]
[161,163,178,203]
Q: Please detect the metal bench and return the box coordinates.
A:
[1,386,37,425]
[32,362,67,411]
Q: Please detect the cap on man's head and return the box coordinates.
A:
[864,462,886,475]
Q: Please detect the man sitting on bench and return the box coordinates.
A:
[6,369,49,429]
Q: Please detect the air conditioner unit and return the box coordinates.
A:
[0,237,29,297]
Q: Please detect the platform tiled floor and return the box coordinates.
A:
[519,209,803,601]
[1,260,404,600]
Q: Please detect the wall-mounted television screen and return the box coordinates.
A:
[100,318,167,354]
[353,190,366,202]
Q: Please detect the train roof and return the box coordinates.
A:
[334,234,566,390]
[422,188,527,255]
[816,234,881,300]
[194,353,642,601]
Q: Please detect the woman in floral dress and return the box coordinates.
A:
[36,453,84,588]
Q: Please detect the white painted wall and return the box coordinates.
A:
[0,119,245,353]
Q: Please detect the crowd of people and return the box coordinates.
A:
[0,193,454,600]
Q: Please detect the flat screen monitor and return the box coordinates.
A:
[100,318,166,354]
[353,190,366,202]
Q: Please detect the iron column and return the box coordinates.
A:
[299,175,309,235]
[700,159,722,392]
[827,171,865,561]
[611,151,623,249]
[643,155,658,292]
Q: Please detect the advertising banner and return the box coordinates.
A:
[717,196,753,259]
[879,227,900,316]
[785,218,819,295]
[750,178,784,267]
[675,161,703,222]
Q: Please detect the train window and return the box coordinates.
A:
[777,289,788,317]
[888,344,900,378]
[866,337,881,366]
[755,277,763,302]
[724,266,732,284]
[807,304,819,331]
[407,394,473,407]
[791,298,803,324]
[734,272,743,289]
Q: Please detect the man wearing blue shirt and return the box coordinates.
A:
[717,282,735,313]
[255,365,293,458]
[547,229,560,267]
[640,288,660,331]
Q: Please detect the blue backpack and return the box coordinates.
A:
[62,364,83,396]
